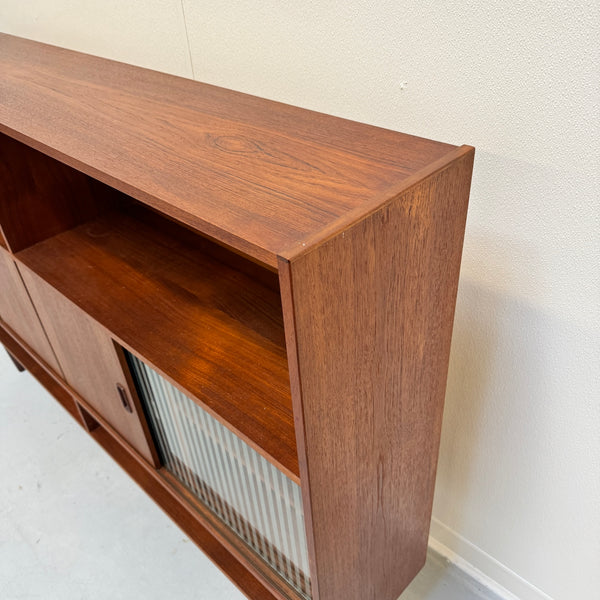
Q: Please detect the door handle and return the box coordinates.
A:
[117,383,133,413]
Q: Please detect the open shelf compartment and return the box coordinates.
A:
[16,199,298,481]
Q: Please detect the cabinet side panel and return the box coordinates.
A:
[0,247,62,373]
[282,150,474,600]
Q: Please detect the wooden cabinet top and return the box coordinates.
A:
[0,33,469,269]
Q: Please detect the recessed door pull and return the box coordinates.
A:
[117,383,133,413]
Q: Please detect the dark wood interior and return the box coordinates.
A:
[0,133,110,252]
[16,199,296,480]
[0,130,296,477]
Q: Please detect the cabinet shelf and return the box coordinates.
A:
[17,206,298,480]
[0,34,456,268]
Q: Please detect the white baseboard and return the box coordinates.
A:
[428,518,554,600]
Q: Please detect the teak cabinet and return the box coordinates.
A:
[0,34,474,600]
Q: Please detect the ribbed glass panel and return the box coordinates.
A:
[125,351,311,598]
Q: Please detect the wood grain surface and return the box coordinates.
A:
[16,208,297,481]
[0,133,105,252]
[280,148,474,600]
[0,33,455,268]
[0,246,62,373]
[19,264,158,466]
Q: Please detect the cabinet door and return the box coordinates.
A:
[0,247,61,373]
[19,264,158,466]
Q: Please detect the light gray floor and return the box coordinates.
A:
[0,349,492,600]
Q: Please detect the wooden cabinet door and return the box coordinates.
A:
[19,263,157,466]
[0,247,61,373]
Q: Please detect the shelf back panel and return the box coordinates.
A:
[0,133,109,252]
[16,206,297,479]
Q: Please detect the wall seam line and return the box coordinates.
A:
[179,0,196,80]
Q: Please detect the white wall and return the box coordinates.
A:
[1,3,598,599]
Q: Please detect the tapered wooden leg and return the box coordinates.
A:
[5,348,25,372]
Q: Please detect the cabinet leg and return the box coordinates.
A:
[5,348,25,372]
